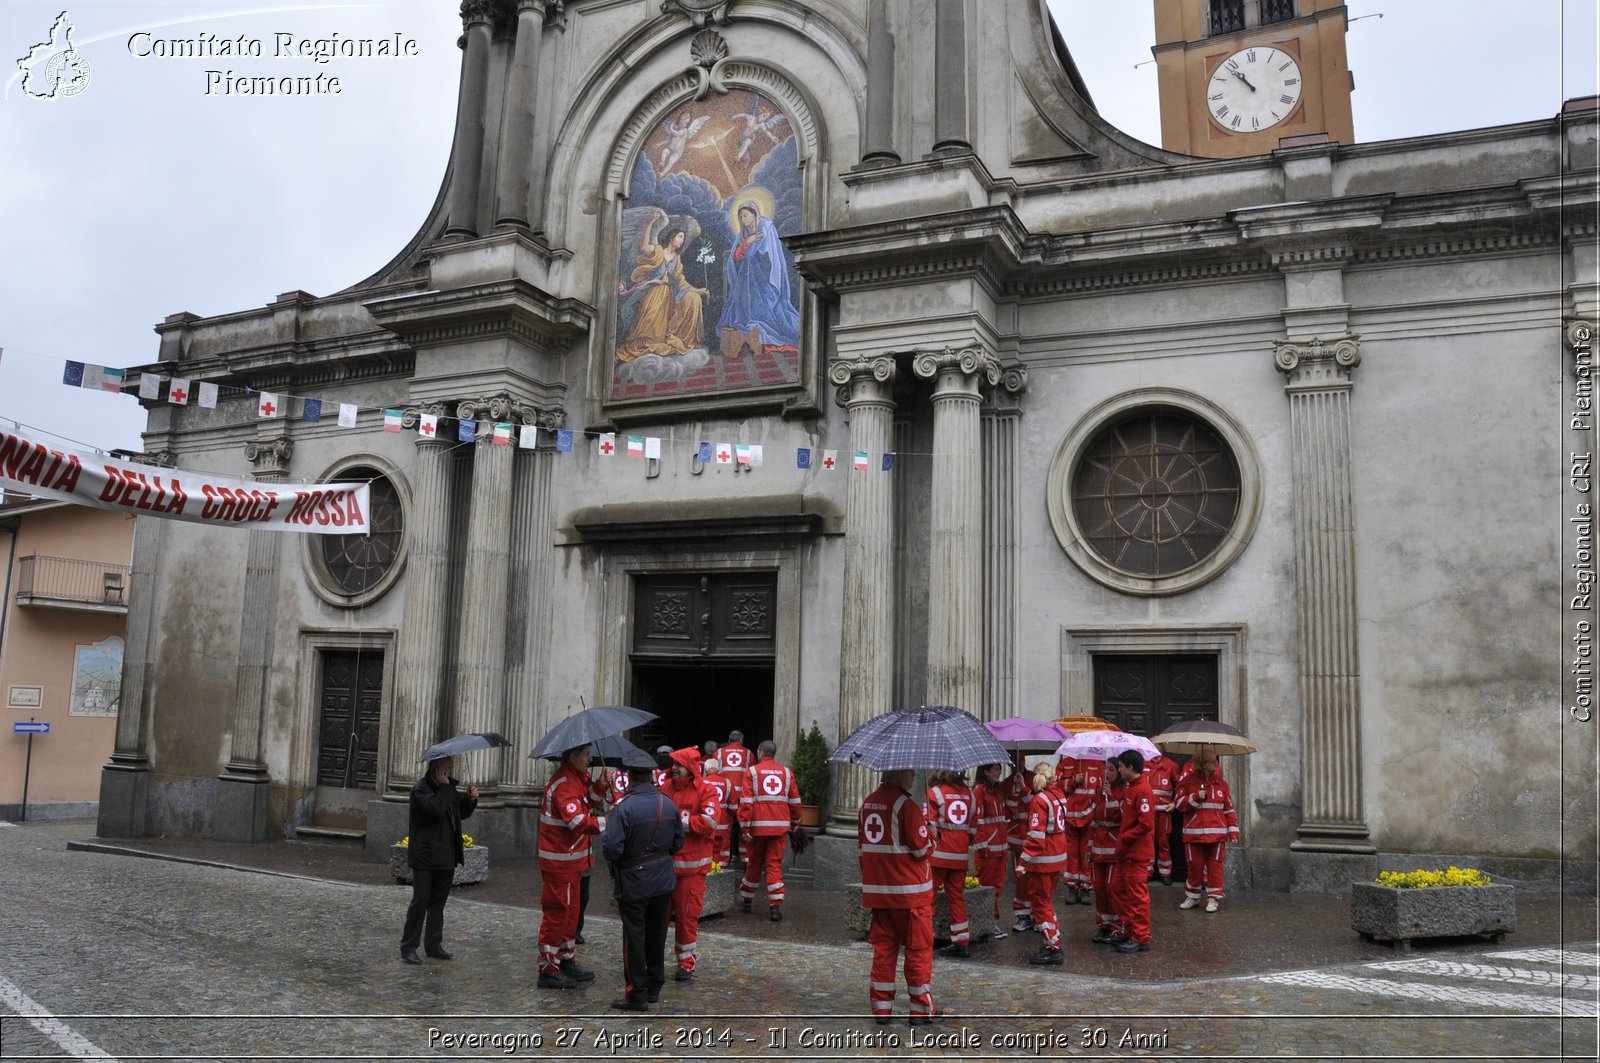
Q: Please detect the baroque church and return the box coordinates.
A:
[100,0,1597,891]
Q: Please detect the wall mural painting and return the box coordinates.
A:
[70,635,122,717]
[612,90,804,402]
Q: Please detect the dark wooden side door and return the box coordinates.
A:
[317,649,384,789]
[1092,654,1220,878]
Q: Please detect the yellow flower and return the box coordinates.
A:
[462,833,475,849]
[964,875,981,890]
[1376,866,1490,889]
[397,836,408,847]
[709,861,724,875]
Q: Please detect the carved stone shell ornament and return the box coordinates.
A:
[690,29,729,69]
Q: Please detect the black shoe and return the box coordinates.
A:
[536,971,579,989]
[873,1015,892,1026]
[939,943,970,958]
[674,966,694,982]
[1062,888,1078,905]
[424,947,452,960]
[400,949,422,965]
[646,987,662,1003]
[1107,932,1128,945]
[1160,875,1173,886]
[741,899,752,913]
[1091,928,1117,945]
[574,932,585,945]
[1028,947,1064,966]
[769,905,783,922]
[909,1008,947,1027]
[610,998,649,1012]
[560,961,595,983]
[1116,938,1152,953]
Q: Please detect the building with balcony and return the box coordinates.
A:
[0,494,133,820]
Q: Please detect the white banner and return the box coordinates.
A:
[0,426,370,535]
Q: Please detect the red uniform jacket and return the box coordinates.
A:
[1018,784,1069,873]
[925,782,976,870]
[538,763,607,874]
[1002,770,1031,848]
[719,743,753,802]
[704,769,732,832]
[1088,777,1124,864]
[858,781,933,909]
[1174,768,1240,844]
[1145,755,1178,809]
[665,748,721,876]
[739,756,800,837]
[1115,775,1157,865]
[973,783,1009,857]
[1061,757,1104,827]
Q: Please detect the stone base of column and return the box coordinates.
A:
[806,833,862,891]
[364,799,408,862]
[1292,822,1377,854]
[213,775,271,843]
[96,764,149,838]
[1288,848,1379,893]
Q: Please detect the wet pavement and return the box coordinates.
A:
[0,819,1592,1062]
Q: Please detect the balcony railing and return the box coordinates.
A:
[1261,0,1297,25]
[15,555,131,613]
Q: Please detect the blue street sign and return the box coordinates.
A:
[13,721,49,734]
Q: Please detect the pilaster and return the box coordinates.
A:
[860,0,899,167]
[828,356,898,825]
[493,0,548,231]
[930,0,971,157]
[446,0,496,238]
[1274,335,1374,852]
[981,365,1028,719]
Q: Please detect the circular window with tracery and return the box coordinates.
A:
[308,463,407,607]
[1047,391,1262,596]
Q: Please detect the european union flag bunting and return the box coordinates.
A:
[302,399,322,423]
[796,447,811,469]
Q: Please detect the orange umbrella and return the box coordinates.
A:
[1054,714,1120,734]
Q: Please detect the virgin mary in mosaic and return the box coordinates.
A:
[612,90,804,402]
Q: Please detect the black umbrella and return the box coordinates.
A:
[417,731,511,763]
[540,732,653,768]
[528,705,658,760]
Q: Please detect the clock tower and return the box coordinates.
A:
[1153,0,1355,158]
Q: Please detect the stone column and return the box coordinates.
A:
[828,356,898,825]
[446,0,496,238]
[931,0,971,157]
[502,403,561,801]
[386,404,455,795]
[981,365,1028,720]
[914,347,997,713]
[860,0,900,167]
[451,395,515,794]
[97,449,175,838]
[493,0,547,230]
[213,437,293,842]
[1274,335,1374,852]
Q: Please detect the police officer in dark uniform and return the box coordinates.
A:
[601,747,684,1011]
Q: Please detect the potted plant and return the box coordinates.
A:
[790,722,831,830]
[1351,865,1515,949]
[390,833,490,886]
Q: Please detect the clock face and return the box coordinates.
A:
[1207,46,1303,133]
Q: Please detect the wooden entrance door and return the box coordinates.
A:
[316,649,383,789]
[1092,654,1219,878]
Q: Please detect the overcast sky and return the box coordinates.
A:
[2,0,1595,456]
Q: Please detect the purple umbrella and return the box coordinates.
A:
[985,717,1071,749]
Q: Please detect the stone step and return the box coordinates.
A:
[294,825,366,845]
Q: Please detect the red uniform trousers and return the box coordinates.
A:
[1091,862,1122,930]
[1061,825,1092,891]
[931,865,970,945]
[1185,841,1227,900]
[1110,861,1151,944]
[713,826,732,864]
[670,873,707,972]
[975,853,1007,919]
[537,872,583,974]
[738,834,788,906]
[1007,838,1030,918]
[1018,869,1061,948]
[1151,812,1173,877]
[867,905,935,1022]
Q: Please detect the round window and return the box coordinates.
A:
[309,464,406,606]
[1047,391,1262,596]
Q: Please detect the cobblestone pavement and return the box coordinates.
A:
[0,820,1595,1062]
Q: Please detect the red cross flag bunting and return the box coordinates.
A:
[715,443,734,465]
[598,432,616,457]
[418,413,438,438]
[168,379,190,406]
[822,449,837,471]
[258,392,280,418]
[0,425,371,535]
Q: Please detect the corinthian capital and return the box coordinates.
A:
[911,346,1001,387]
[1273,335,1362,390]
[460,0,496,28]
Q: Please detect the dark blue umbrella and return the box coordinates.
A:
[528,705,658,760]
[829,706,1009,771]
[539,732,654,769]
[417,731,511,763]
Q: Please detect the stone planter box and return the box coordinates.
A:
[702,871,737,918]
[389,845,489,887]
[1351,882,1515,949]
[843,883,995,943]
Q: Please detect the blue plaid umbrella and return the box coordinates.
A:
[830,705,1010,771]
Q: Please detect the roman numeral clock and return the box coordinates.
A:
[1207,47,1303,133]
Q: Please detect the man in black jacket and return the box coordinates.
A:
[601,749,684,1011]
[400,756,479,964]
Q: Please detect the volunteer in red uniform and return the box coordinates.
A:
[972,763,1011,939]
[536,744,611,987]
[1087,758,1125,944]
[1144,752,1179,884]
[702,757,733,864]
[664,747,721,980]
[924,770,976,957]
[1059,755,1102,905]
[737,740,801,920]
[1111,750,1156,952]
[719,730,753,864]
[1172,752,1239,912]
[1018,763,1070,965]
[858,768,942,1026]
[1001,759,1032,931]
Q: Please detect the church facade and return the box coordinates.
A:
[100,0,1597,890]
